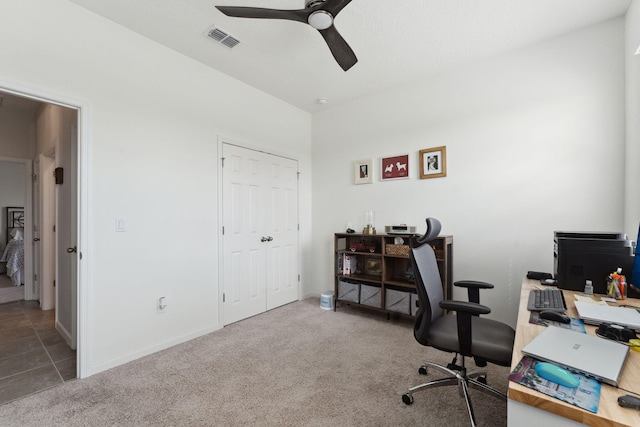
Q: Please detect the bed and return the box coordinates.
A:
[1,235,24,286]
[1,207,24,286]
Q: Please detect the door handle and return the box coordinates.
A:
[66,246,77,253]
[33,238,40,242]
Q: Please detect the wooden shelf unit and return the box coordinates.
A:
[334,233,453,317]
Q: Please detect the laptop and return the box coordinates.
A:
[574,301,640,331]
[521,326,629,386]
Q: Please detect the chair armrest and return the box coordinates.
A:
[454,280,495,304]
[439,299,491,357]
[439,300,491,316]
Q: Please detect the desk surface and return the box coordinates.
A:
[509,279,640,427]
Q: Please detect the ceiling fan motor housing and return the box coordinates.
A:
[308,11,333,30]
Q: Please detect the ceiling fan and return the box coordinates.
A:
[216,0,357,71]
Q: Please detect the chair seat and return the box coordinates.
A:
[428,314,515,366]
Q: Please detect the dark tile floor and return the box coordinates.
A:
[0,300,76,405]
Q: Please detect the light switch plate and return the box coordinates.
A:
[115,218,126,232]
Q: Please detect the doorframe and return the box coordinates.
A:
[39,152,56,311]
[216,136,301,327]
[0,156,34,300]
[0,77,91,378]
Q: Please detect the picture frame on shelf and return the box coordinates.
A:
[354,158,374,184]
[381,154,409,181]
[419,146,447,179]
[365,258,382,276]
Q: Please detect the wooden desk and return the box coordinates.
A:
[507,279,640,427]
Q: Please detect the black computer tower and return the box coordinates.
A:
[554,231,635,296]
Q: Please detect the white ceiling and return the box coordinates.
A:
[69,0,632,113]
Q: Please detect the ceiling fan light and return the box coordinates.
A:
[308,11,333,30]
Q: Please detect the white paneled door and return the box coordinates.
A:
[222,144,299,325]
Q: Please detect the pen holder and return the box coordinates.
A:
[607,279,627,300]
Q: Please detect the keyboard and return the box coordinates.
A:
[527,289,567,312]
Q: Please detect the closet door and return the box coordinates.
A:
[222,144,299,325]
[264,155,299,310]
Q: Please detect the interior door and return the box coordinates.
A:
[32,159,41,301]
[222,144,299,325]
[38,153,56,311]
[222,144,267,325]
[264,156,299,310]
[55,122,78,349]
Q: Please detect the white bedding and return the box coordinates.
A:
[1,239,24,286]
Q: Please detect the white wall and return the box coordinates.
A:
[0,0,311,376]
[626,1,640,238]
[0,108,35,159]
[311,19,627,327]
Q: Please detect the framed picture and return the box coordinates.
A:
[6,206,24,244]
[354,158,374,184]
[419,146,447,179]
[7,207,24,228]
[381,154,409,180]
[364,258,382,276]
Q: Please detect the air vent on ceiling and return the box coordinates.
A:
[207,26,240,49]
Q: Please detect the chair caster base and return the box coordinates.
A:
[402,393,414,405]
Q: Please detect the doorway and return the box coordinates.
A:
[0,159,30,303]
[0,88,81,401]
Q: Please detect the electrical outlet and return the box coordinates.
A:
[158,296,167,312]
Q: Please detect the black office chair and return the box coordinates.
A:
[402,218,515,427]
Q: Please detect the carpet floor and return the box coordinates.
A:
[0,298,508,426]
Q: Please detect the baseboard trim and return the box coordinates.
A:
[56,320,73,349]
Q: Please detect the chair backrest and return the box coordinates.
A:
[411,218,444,346]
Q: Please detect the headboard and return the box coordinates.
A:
[6,206,24,245]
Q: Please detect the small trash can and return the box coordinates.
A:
[320,290,334,310]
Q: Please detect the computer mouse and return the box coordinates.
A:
[618,394,640,410]
[539,310,571,324]
[535,362,580,388]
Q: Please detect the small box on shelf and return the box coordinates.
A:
[360,284,382,308]
[342,253,357,276]
[385,288,411,314]
[338,280,360,302]
[385,244,409,257]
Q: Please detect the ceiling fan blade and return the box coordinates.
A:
[323,0,354,17]
[319,26,357,71]
[216,6,308,24]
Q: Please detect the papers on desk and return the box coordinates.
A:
[509,356,601,413]
[574,295,609,306]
